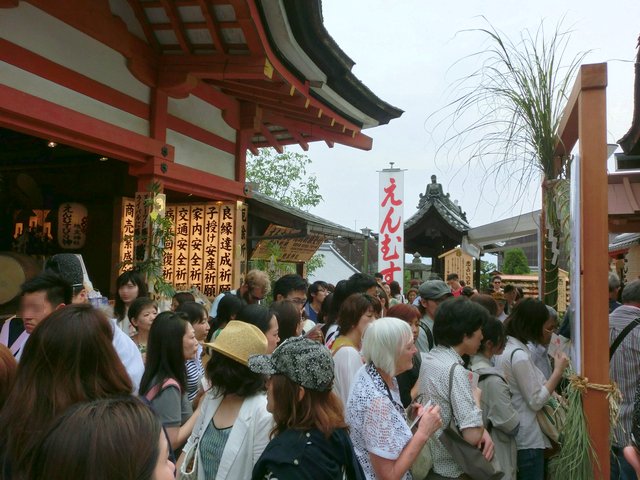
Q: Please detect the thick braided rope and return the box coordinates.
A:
[567,374,622,429]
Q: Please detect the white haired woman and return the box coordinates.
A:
[346,317,442,479]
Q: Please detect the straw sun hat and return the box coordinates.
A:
[204,320,267,365]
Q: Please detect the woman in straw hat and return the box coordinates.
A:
[178,320,273,480]
[249,336,366,479]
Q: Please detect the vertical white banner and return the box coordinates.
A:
[378,168,404,284]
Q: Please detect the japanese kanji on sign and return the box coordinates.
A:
[378,167,404,284]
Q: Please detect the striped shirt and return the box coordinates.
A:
[610,304,640,447]
[185,344,204,402]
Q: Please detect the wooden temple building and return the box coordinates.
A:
[404,174,471,278]
[0,0,402,305]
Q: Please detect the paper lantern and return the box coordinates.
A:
[57,202,88,249]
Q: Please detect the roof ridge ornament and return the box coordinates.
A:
[417,174,468,222]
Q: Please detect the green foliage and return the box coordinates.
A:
[247,147,325,273]
[548,369,598,479]
[247,148,322,211]
[503,248,531,274]
[306,253,325,276]
[404,269,412,295]
[248,242,325,285]
[431,19,586,309]
[120,182,175,300]
[479,260,497,293]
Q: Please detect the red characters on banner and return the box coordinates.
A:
[380,233,400,261]
[381,178,402,207]
[380,207,401,234]
[380,263,401,283]
[379,173,404,284]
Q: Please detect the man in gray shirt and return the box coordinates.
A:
[416,280,452,353]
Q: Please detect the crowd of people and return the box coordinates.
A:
[0,255,635,480]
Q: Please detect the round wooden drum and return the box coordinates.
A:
[0,252,41,305]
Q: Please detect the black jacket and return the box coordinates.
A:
[252,428,365,480]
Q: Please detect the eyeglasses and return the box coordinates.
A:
[287,297,306,305]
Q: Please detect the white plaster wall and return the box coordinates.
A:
[166,129,235,180]
[0,61,149,136]
[168,95,236,143]
[308,244,359,285]
[0,3,150,103]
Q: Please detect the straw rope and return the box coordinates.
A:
[567,374,623,431]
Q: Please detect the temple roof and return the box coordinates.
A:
[246,190,365,241]
[405,176,470,232]
[106,0,403,152]
[617,36,640,155]
[404,176,470,257]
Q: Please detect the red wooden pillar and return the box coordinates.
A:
[578,63,609,478]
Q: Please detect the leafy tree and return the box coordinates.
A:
[479,260,497,293]
[503,248,531,274]
[246,148,325,275]
[247,148,322,211]
[431,19,586,309]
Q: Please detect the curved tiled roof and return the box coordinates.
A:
[405,196,471,233]
[274,0,404,127]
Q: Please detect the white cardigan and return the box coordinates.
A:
[183,390,273,479]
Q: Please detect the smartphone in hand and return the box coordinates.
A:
[409,399,432,432]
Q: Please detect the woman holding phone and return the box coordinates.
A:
[346,317,442,479]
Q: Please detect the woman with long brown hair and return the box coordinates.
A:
[139,311,200,452]
[249,337,365,479]
[0,303,133,479]
[0,346,17,412]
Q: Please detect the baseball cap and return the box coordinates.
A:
[248,337,334,392]
[418,280,453,300]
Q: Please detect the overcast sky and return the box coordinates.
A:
[287,0,639,236]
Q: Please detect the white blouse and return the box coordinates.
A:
[333,346,364,407]
[346,363,412,480]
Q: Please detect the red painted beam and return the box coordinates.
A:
[289,129,309,151]
[259,112,371,150]
[0,84,172,163]
[160,54,269,80]
[263,111,356,141]
[260,125,284,154]
[159,0,192,54]
[192,83,240,130]
[27,0,158,86]
[129,157,245,200]
[150,88,168,142]
[195,0,226,53]
[0,39,149,120]
[125,0,160,51]
[167,115,236,154]
[237,129,252,181]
